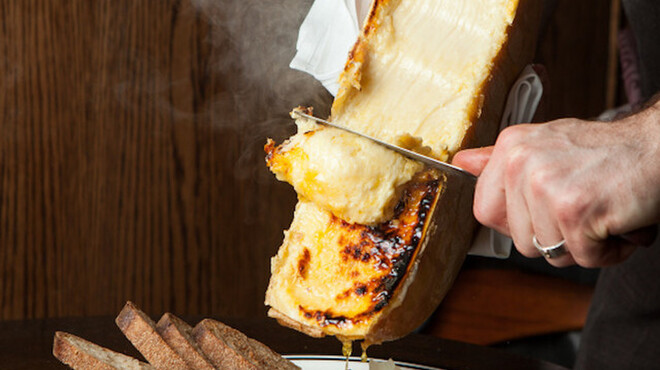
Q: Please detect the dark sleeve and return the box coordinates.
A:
[622,0,660,99]
[575,239,660,370]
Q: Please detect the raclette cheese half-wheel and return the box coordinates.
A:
[265,0,541,346]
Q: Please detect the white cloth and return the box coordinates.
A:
[470,65,543,258]
[291,1,544,258]
[290,0,365,95]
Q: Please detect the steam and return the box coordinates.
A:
[108,0,331,227]
[192,0,333,181]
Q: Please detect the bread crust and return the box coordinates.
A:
[115,302,189,370]
[53,331,153,370]
[192,319,299,370]
[192,319,259,370]
[246,336,300,370]
[156,313,215,370]
[55,304,296,369]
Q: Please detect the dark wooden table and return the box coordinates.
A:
[0,316,567,370]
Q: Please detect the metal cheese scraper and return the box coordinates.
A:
[295,111,477,181]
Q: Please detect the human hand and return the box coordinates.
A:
[453,109,660,268]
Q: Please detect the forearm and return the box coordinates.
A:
[623,95,660,224]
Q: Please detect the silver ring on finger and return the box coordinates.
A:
[532,235,568,259]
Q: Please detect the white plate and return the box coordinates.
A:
[285,355,444,370]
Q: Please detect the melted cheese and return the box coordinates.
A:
[268,114,422,225]
[265,175,439,338]
[333,0,518,159]
[266,200,380,335]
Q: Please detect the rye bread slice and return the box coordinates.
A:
[115,301,189,369]
[53,331,153,370]
[191,319,258,369]
[245,336,300,370]
[156,313,215,370]
[192,319,299,370]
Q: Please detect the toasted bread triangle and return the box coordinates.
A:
[115,301,189,370]
[53,331,153,370]
[156,313,215,370]
[192,318,299,370]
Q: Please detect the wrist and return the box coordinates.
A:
[625,102,660,223]
[635,101,660,157]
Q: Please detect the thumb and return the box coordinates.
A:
[452,146,494,176]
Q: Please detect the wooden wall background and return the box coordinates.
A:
[0,0,616,320]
